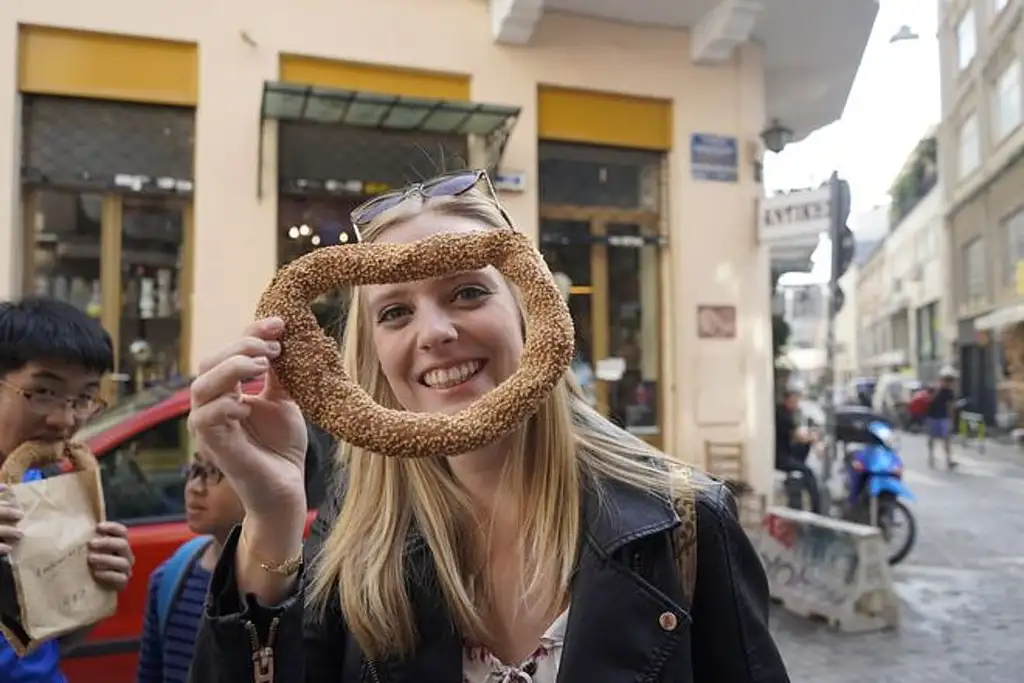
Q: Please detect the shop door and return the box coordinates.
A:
[539,208,663,448]
[22,190,193,403]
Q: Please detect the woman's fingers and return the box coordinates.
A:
[189,393,252,433]
[196,318,284,375]
[192,354,274,408]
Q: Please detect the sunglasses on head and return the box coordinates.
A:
[349,169,513,232]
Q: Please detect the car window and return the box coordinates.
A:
[100,412,334,524]
[99,415,191,524]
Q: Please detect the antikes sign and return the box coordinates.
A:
[757,186,831,248]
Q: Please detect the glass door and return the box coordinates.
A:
[539,219,600,410]
[114,197,191,399]
[21,190,193,404]
[605,221,662,446]
[23,190,105,314]
[539,210,664,448]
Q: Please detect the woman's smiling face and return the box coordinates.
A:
[363,212,524,416]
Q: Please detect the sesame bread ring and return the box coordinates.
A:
[254,230,575,458]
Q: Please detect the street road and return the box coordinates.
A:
[770,433,1024,683]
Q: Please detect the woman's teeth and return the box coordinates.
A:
[422,361,482,389]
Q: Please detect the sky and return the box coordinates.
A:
[765,0,941,283]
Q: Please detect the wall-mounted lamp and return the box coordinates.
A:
[760,119,794,154]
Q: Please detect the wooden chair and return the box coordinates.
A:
[703,440,765,531]
[704,440,747,490]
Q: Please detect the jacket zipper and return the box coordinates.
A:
[365,660,384,683]
[245,617,280,683]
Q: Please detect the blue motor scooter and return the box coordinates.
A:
[835,407,918,565]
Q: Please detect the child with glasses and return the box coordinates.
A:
[135,450,243,683]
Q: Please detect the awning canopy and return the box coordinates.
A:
[974,303,1024,332]
[256,81,521,197]
[261,81,520,135]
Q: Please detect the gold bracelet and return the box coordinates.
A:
[239,525,304,577]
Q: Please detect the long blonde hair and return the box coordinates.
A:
[307,185,692,659]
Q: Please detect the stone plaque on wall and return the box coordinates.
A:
[697,305,737,339]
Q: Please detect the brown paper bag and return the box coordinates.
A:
[0,441,117,656]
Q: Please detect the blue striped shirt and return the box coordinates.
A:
[136,553,212,683]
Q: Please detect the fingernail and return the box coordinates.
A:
[267,341,281,355]
[265,317,284,330]
[255,357,270,367]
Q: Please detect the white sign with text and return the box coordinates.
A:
[757,186,831,249]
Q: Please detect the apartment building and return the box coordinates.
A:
[856,241,897,369]
[854,132,949,380]
[939,0,1024,420]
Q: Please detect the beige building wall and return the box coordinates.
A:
[0,0,775,493]
[883,187,948,372]
[856,245,891,367]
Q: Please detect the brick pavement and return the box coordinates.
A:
[768,433,1024,682]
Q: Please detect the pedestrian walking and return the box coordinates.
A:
[925,366,959,470]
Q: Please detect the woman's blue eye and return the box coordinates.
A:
[377,306,408,323]
[455,286,490,301]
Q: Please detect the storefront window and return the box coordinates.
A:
[278,197,363,338]
[607,223,660,434]
[538,143,662,210]
[29,191,104,316]
[118,198,186,396]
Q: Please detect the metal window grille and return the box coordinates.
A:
[278,123,469,194]
[21,96,195,187]
[538,142,664,209]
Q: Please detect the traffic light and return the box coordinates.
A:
[828,173,856,316]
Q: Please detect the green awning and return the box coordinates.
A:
[260,81,520,137]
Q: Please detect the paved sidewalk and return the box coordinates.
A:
[769,433,1024,682]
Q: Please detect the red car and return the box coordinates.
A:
[59,377,330,683]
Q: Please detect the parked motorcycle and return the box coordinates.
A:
[835,406,918,565]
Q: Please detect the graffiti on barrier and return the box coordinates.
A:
[760,513,860,607]
[763,514,797,549]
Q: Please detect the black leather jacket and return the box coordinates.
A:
[189,473,790,683]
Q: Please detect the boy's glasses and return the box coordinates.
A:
[0,380,106,419]
[349,169,513,230]
[183,461,224,486]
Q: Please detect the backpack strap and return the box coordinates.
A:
[672,467,698,606]
[156,536,213,639]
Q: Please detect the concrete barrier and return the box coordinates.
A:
[757,506,900,633]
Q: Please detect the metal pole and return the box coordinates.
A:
[819,172,841,515]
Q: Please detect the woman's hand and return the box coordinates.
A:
[189,317,309,528]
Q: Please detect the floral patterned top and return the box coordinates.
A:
[462,610,569,683]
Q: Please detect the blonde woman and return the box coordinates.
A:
[187,170,790,683]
